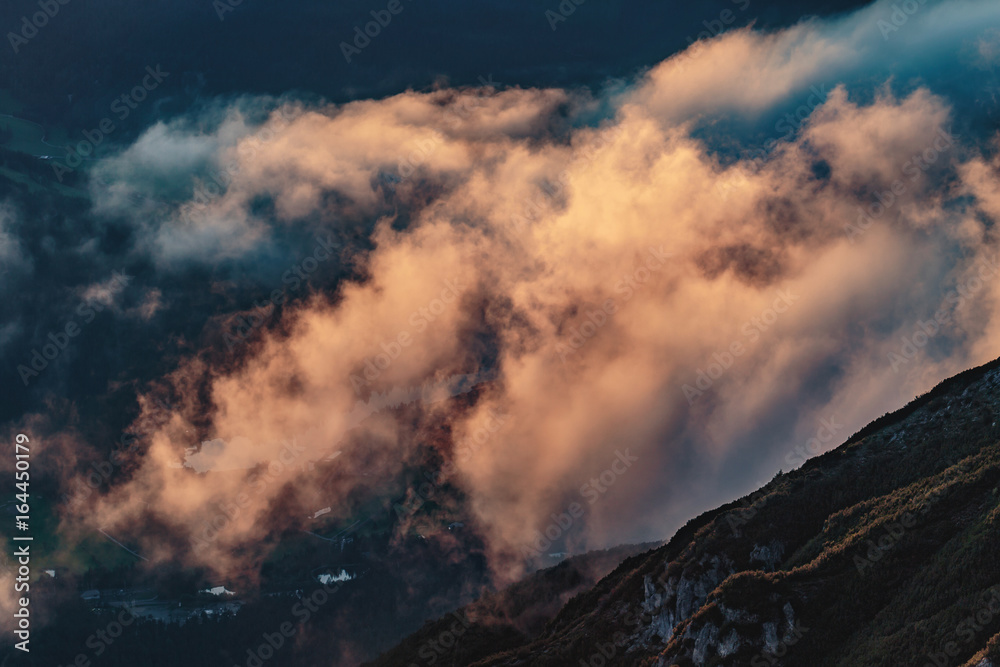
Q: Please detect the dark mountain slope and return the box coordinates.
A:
[364,542,657,667]
[372,356,1000,667]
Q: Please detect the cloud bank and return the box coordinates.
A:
[17,0,1000,586]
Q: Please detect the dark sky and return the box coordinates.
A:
[1,0,874,129]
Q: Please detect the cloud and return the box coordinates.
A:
[626,0,1000,129]
[47,0,1000,585]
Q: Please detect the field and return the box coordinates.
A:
[0,89,71,158]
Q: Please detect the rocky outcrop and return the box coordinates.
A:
[654,593,803,666]
[638,554,733,645]
[750,540,785,571]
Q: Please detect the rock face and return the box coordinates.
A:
[668,599,804,667]
[370,358,1000,667]
[640,555,734,645]
[749,540,785,571]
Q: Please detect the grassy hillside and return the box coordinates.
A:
[371,357,1000,667]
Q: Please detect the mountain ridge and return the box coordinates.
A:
[370,356,1000,666]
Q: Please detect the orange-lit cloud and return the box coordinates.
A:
[58,0,1000,584]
